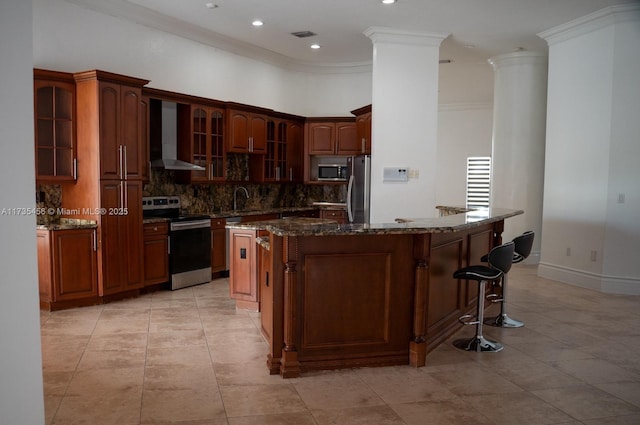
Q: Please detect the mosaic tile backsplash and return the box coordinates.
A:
[36,169,347,223]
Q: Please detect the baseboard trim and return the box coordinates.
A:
[538,262,640,295]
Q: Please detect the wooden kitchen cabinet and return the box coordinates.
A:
[320,208,348,224]
[352,104,372,155]
[74,71,147,181]
[177,103,226,182]
[99,180,145,295]
[306,119,357,155]
[62,70,148,300]
[228,228,259,311]
[33,69,77,182]
[211,218,226,275]
[143,221,169,286]
[227,108,267,154]
[286,121,304,182]
[37,227,99,310]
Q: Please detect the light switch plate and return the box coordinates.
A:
[383,167,409,182]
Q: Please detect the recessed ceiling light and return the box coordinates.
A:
[205,2,218,9]
[382,0,397,4]
[252,19,264,27]
[310,44,321,49]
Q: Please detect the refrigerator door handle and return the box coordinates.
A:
[346,174,355,223]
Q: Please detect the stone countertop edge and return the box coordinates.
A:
[209,206,319,219]
[37,218,98,231]
[226,208,524,237]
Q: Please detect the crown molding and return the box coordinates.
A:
[363,27,449,47]
[538,3,640,46]
[64,0,373,74]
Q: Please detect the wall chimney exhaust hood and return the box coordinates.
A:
[150,101,205,171]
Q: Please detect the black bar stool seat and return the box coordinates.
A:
[452,241,515,353]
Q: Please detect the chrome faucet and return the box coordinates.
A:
[233,186,249,211]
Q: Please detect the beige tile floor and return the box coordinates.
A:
[40,265,640,425]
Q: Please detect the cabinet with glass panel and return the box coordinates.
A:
[34,69,76,182]
[178,103,225,182]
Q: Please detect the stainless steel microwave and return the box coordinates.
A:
[318,164,349,181]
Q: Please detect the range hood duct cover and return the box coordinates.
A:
[150,101,205,171]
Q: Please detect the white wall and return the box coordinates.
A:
[0,1,47,424]
[539,5,640,294]
[436,104,493,207]
[33,0,371,117]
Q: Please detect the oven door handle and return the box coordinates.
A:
[170,220,212,231]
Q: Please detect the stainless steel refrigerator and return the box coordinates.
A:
[347,155,371,223]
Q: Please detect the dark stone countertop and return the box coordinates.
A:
[226,208,523,237]
[36,218,97,231]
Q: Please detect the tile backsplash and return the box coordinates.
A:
[36,169,346,223]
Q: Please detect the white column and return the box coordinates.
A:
[364,27,448,223]
[489,51,548,262]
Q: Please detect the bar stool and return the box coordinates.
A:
[452,242,515,352]
[484,231,535,328]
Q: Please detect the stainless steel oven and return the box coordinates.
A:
[142,196,211,290]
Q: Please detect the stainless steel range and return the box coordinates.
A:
[142,196,211,290]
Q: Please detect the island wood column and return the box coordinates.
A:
[410,234,431,367]
[279,235,301,378]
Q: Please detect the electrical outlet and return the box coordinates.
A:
[590,250,597,262]
[618,193,625,204]
[566,247,571,256]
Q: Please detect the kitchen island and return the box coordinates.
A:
[227,208,523,378]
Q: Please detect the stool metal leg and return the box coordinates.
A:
[453,280,504,352]
[484,274,524,328]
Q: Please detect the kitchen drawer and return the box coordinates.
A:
[143,222,169,237]
[211,218,226,229]
[320,209,347,223]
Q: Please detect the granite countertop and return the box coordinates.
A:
[37,218,98,231]
[226,208,523,237]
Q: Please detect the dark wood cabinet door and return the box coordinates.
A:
[336,122,358,155]
[99,83,121,180]
[121,86,144,180]
[52,229,98,301]
[99,181,124,295]
[143,222,169,286]
[124,180,144,291]
[250,114,267,153]
[287,121,304,182]
[355,112,372,155]
[307,123,335,154]
[99,180,143,295]
[228,111,250,152]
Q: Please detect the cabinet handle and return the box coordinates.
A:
[123,181,128,209]
[362,138,366,153]
[153,226,158,231]
[118,145,124,179]
[266,271,269,287]
[92,230,97,252]
[275,166,280,181]
[167,236,170,254]
[73,158,77,180]
[123,145,128,180]
[289,167,293,181]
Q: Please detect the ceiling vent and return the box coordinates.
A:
[291,31,317,38]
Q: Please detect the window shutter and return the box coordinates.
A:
[466,157,491,209]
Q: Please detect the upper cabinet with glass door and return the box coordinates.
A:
[34,69,77,182]
[177,103,225,183]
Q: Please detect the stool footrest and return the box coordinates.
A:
[458,314,479,325]
[486,293,503,303]
[453,336,504,352]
